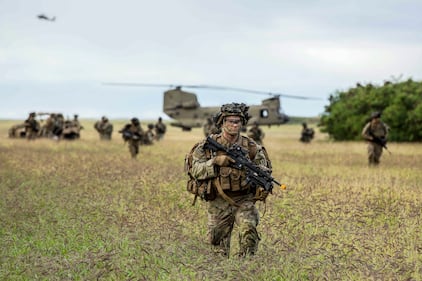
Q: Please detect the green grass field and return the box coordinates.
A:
[1,120,421,280]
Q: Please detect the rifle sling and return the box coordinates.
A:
[213,178,240,207]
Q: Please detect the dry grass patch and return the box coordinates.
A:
[1,121,421,280]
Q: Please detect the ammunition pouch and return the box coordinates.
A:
[186,178,216,201]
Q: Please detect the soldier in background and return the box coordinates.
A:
[154,117,167,141]
[119,118,144,158]
[143,124,155,145]
[24,112,40,140]
[52,114,65,139]
[61,115,82,140]
[39,113,55,138]
[300,122,315,143]
[247,121,265,145]
[72,115,83,136]
[203,117,220,137]
[94,116,113,140]
[362,111,389,166]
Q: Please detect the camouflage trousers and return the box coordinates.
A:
[128,140,140,158]
[207,193,260,257]
[367,142,383,165]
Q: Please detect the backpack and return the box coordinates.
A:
[184,141,216,205]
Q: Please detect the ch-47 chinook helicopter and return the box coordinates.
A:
[104,83,320,131]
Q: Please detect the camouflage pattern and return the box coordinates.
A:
[247,123,265,145]
[9,112,83,141]
[143,124,155,145]
[94,117,113,140]
[190,132,270,257]
[203,117,221,137]
[62,115,83,140]
[155,117,167,141]
[39,114,57,138]
[24,113,40,140]
[120,118,144,158]
[208,195,260,257]
[300,122,314,143]
[362,118,389,165]
[213,103,250,129]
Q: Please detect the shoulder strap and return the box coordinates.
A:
[241,135,257,160]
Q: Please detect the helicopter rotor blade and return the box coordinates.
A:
[102,82,322,100]
[187,85,322,100]
[102,82,180,88]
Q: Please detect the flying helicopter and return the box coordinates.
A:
[103,83,321,131]
[37,14,56,21]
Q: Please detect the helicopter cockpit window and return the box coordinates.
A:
[260,109,269,118]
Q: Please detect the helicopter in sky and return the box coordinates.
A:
[37,14,56,22]
[104,83,321,131]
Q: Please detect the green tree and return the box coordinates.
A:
[319,78,422,142]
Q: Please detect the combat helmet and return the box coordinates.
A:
[370,111,381,120]
[131,117,140,125]
[213,102,250,128]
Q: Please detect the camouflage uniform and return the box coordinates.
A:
[119,118,144,158]
[24,112,40,140]
[362,112,389,165]
[94,116,113,140]
[247,122,265,145]
[62,116,81,140]
[71,115,83,138]
[143,124,155,145]
[190,103,272,257]
[155,117,167,141]
[203,117,221,137]
[52,114,65,139]
[300,122,314,143]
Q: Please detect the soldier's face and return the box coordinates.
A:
[223,116,242,135]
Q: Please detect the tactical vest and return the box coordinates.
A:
[369,122,388,138]
[209,134,257,192]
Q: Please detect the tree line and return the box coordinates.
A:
[319,78,422,142]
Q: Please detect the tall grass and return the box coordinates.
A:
[1,120,421,280]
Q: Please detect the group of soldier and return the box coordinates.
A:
[94,116,167,158]
[8,113,167,157]
[8,112,83,140]
[6,106,389,260]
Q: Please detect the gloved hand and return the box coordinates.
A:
[254,187,270,202]
[213,155,235,167]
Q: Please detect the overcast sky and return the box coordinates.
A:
[1,0,422,121]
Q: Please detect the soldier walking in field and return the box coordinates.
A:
[300,122,314,143]
[24,112,40,140]
[187,103,273,258]
[247,121,265,145]
[94,116,113,140]
[154,117,167,141]
[119,118,144,158]
[362,111,389,166]
[203,117,221,137]
[143,124,155,145]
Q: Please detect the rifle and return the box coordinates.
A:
[119,130,143,141]
[204,136,281,192]
[369,132,391,154]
